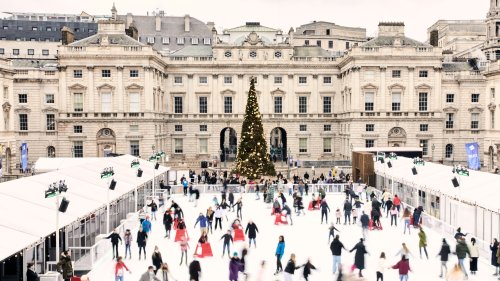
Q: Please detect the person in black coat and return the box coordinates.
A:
[26,263,39,281]
[151,246,163,274]
[360,211,370,239]
[189,258,202,281]
[320,199,331,224]
[163,210,173,238]
[105,229,122,259]
[343,200,352,225]
[350,238,368,278]
[284,253,302,277]
[245,220,259,248]
[491,238,499,275]
[330,235,347,274]
[302,258,317,281]
[438,238,451,278]
[137,226,148,260]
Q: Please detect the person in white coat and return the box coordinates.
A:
[468,238,480,275]
[376,252,386,281]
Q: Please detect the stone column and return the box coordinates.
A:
[117,66,124,112]
[380,66,387,110]
[87,66,94,111]
[408,67,415,112]
[144,67,153,112]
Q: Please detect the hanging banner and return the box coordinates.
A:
[21,142,28,173]
[465,142,480,170]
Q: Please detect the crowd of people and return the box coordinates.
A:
[42,169,500,281]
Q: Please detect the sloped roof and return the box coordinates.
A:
[170,45,213,57]
[11,59,57,68]
[69,33,144,46]
[226,23,279,33]
[442,62,474,71]
[293,46,332,57]
[363,36,431,47]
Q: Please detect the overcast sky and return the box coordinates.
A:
[1,0,490,41]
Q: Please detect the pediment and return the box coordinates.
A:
[442,106,459,113]
[96,83,115,91]
[415,83,432,90]
[270,89,286,95]
[388,83,406,91]
[361,83,378,90]
[14,105,31,113]
[125,83,144,90]
[68,83,87,90]
[220,89,236,95]
[42,106,59,112]
[468,106,484,112]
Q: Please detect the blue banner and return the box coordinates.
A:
[21,142,28,173]
[465,142,480,170]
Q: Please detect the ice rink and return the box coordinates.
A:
[88,191,494,280]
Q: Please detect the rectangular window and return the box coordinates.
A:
[199,138,208,154]
[446,94,454,103]
[299,124,307,131]
[74,93,83,112]
[324,124,331,131]
[491,88,496,99]
[418,92,428,111]
[471,113,479,129]
[129,70,139,77]
[298,96,307,113]
[471,93,480,103]
[446,113,454,129]
[46,114,55,131]
[419,124,429,132]
[129,125,139,132]
[176,37,184,45]
[199,96,208,113]
[298,76,307,84]
[174,96,183,113]
[101,93,112,112]
[323,76,332,84]
[27,49,34,55]
[224,96,233,113]
[224,76,233,84]
[174,124,183,132]
[162,37,170,44]
[364,92,374,111]
[365,139,375,148]
[174,76,183,84]
[420,140,429,156]
[45,94,55,104]
[200,124,208,132]
[46,27,52,31]
[18,93,27,104]
[304,40,309,46]
[419,70,428,77]
[299,138,308,153]
[323,138,332,153]
[346,42,350,49]
[0,48,4,54]
[191,38,199,45]
[392,92,401,111]
[323,96,332,113]
[199,76,208,84]
[73,125,83,133]
[73,69,82,78]
[32,27,38,31]
[42,49,49,56]
[316,40,321,47]
[129,93,140,112]
[101,69,111,78]
[274,76,282,84]
[13,49,19,55]
[147,37,155,44]
[203,38,211,45]
[19,114,28,131]
[130,141,140,156]
[73,141,83,158]
[366,124,374,132]
[328,41,333,48]
[174,138,183,153]
[274,96,282,113]
[392,70,401,78]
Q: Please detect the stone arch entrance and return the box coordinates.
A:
[96,128,116,157]
[269,127,287,161]
[489,146,495,171]
[388,127,407,147]
[220,127,237,162]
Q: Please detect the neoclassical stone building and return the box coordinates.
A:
[3,0,500,173]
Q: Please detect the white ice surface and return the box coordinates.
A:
[88,193,495,280]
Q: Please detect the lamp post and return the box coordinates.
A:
[131,159,140,212]
[149,148,165,201]
[44,180,68,263]
[431,144,435,162]
[350,143,353,160]
[286,147,291,180]
[101,167,114,234]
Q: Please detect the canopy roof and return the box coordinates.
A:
[0,155,168,261]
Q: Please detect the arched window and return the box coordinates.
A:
[445,144,453,159]
[47,146,56,158]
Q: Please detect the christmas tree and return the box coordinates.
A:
[234,77,276,179]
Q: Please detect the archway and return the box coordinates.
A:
[489,146,495,171]
[269,127,287,162]
[220,127,237,162]
[4,147,11,174]
[388,127,407,147]
[96,128,116,157]
[47,146,56,158]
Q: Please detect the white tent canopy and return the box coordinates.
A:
[0,155,168,261]
[374,156,500,211]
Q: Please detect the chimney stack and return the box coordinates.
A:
[378,22,405,37]
[61,26,75,45]
[155,14,161,32]
[429,30,439,47]
[184,14,190,32]
[126,13,133,28]
[207,21,215,32]
[126,21,138,40]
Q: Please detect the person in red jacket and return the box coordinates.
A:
[115,256,131,281]
[391,255,411,281]
[393,195,402,215]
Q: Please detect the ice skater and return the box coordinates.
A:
[220,230,233,258]
[274,235,285,275]
[328,223,340,244]
[320,199,331,224]
[245,220,259,248]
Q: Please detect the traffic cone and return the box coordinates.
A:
[234,229,245,241]
[308,201,314,211]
